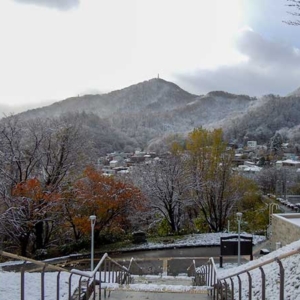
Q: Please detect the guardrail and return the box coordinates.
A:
[0,250,132,300]
[187,259,208,286]
[196,258,217,297]
[127,257,143,276]
[71,253,132,299]
[195,248,300,300]
[187,259,197,277]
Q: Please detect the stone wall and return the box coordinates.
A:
[271,214,300,249]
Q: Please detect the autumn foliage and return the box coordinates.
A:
[0,179,60,256]
[62,166,144,240]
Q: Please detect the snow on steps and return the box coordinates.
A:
[104,283,211,294]
[101,275,211,295]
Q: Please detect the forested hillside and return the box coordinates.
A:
[223,94,300,144]
[4,78,300,150]
[14,78,262,150]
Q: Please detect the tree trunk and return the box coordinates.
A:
[20,234,29,257]
[35,221,44,250]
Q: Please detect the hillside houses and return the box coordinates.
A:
[98,140,300,180]
[100,150,159,175]
[276,159,300,169]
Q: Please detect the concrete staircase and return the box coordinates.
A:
[95,274,212,300]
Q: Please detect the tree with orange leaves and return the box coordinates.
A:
[61,166,144,243]
[0,178,60,256]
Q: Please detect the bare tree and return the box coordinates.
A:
[256,165,297,196]
[0,116,44,193]
[131,155,190,233]
[38,114,90,190]
[0,113,91,255]
[284,0,300,25]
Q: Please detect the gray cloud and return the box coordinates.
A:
[14,0,79,11]
[176,30,300,97]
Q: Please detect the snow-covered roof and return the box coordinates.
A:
[109,160,118,164]
[238,165,262,172]
[277,159,300,165]
[117,170,129,174]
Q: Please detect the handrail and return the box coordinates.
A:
[187,259,196,277]
[217,247,300,281]
[128,257,143,275]
[71,252,132,299]
[0,250,69,273]
[209,257,218,273]
[71,253,108,277]
[70,253,130,278]
[106,256,130,272]
[198,247,300,299]
[0,251,132,300]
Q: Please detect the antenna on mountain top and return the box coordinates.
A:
[157,73,160,79]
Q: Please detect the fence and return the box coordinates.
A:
[196,247,300,299]
[0,250,132,300]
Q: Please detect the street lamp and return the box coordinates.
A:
[236,212,242,266]
[90,215,96,271]
[269,203,279,227]
[284,180,290,202]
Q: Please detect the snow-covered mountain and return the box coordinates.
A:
[6,78,300,149]
[287,86,300,97]
[15,78,256,148]
[222,93,300,144]
[17,78,197,119]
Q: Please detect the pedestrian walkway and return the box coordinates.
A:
[92,274,213,300]
[100,290,212,300]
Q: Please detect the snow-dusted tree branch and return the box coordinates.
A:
[284,0,300,25]
[131,154,190,233]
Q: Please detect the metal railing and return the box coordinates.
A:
[71,253,132,299]
[187,259,206,286]
[0,250,132,300]
[195,257,217,297]
[196,247,300,300]
[127,257,143,276]
[187,259,197,277]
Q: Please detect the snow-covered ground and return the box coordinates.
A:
[209,239,300,300]
[119,232,266,251]
[2,233,298,299]
[0,271,81,300]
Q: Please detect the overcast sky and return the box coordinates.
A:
[1,0,300,109]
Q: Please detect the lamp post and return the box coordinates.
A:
[284,180,289,202]
[236,212,242,266]
[269,203,279,226]
[90,215,96,271]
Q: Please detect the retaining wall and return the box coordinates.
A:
[271,213,300,249]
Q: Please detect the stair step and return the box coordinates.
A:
[131,275,194,286]
[103,283,210,294]
[95,289,212,300]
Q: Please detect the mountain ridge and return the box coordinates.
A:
[8,78,300,151]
